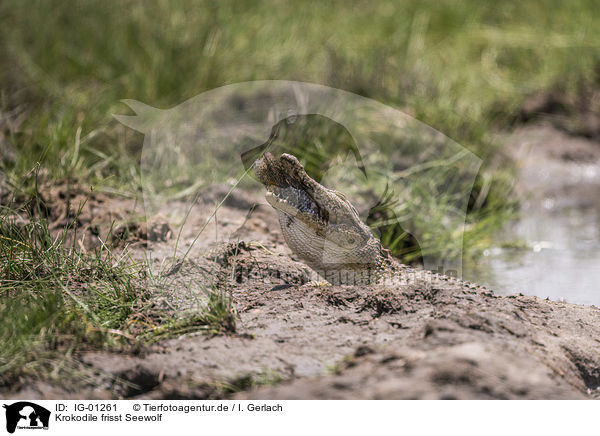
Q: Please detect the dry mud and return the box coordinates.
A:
[4,126,600,400]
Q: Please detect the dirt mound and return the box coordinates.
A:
[3,178,600,400]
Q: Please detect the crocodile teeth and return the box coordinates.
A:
[265,191,298,216]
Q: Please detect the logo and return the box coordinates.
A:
[115,81,482,279]
[3,402,50,434]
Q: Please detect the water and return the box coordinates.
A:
[464,127,600,307]
[465,202,600,306]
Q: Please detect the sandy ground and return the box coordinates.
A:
[3,125,600,400]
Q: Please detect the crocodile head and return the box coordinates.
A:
[254,152,384,282]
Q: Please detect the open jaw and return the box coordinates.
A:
[252,151,385,280]
[265,186,328,227]
[254,152,329,229]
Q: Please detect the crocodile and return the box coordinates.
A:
[253,152,486,289]
[253,152,423,285]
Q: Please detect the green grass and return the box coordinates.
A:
[0,192,236,387]
[2,0,599,261]
[3,1,599,147]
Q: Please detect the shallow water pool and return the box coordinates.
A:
[465,202,600,306]
[464,127,600,307]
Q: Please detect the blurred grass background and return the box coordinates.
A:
[2,0,599,256]
[1,0,599,387]
[0,0,597,242]
[2,0,599,185]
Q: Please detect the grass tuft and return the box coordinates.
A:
[0,192,237,388]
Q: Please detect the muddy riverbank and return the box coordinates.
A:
[3,136,600,399]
